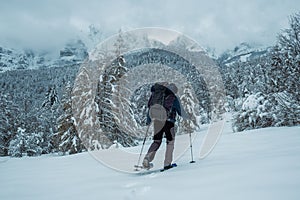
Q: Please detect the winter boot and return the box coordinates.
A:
[142,157,153,169]
[163,163,177,170]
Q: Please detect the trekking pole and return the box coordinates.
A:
[135,123,151,170]
[189,132,196,163]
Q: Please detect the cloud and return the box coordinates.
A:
[0,0,299,54]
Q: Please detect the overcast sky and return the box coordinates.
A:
[0,0,299,54]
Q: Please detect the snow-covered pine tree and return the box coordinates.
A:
[97,61,138,147]
[42,86,59,108]
[54,83,85,155]
[233,91,300,132]
[271,92,300,127]
[233,93,272,132]
[0,94,20,156]
[256,12,300,128]
[271,12,300,101]
[87,24,103,50]
[221,64,239,100]
[180,83,199,133]
[8,127,43,157]
[23,132,43,156]
[40,85,60,143]
[8,127,26,157]
[95,33,139,147]
[114,29,127,57]
[130,84,151,126]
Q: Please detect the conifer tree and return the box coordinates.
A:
[54,83,85,155]
[180,84,199,133]
[0,94,20,156]
[271,12,300,100]
[8,128,44,157]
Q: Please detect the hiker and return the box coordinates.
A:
[143,82,190,170]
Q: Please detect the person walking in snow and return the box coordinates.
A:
[143,82,190,170]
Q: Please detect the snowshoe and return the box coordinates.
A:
[142,158,153,169]
[134,163,153,171]
[160,163,177,172]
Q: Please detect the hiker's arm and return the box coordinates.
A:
[147,86,155,107]
[147,95,152,108]
[146,110,151,125]
[174,98,191,120]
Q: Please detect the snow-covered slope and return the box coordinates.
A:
[0,40,88,73]
[1,120,299,200]
[218,42,270,66]
[0,46,52,72]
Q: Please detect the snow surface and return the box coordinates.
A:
[1,120,300,200]
[240,53,251,62]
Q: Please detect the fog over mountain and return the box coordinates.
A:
[0,0,299,54]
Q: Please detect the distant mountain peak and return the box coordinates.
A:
[233,42,252,53]
[218,42,270,66]
[0,39,88,73]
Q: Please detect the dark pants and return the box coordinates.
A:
[144,120,175,167]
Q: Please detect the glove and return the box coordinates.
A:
[146,114,151,125]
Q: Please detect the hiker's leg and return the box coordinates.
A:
[164,122,175,167]
[145,140,162,162]
[153,120,165,137]
[144,120,164,163]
